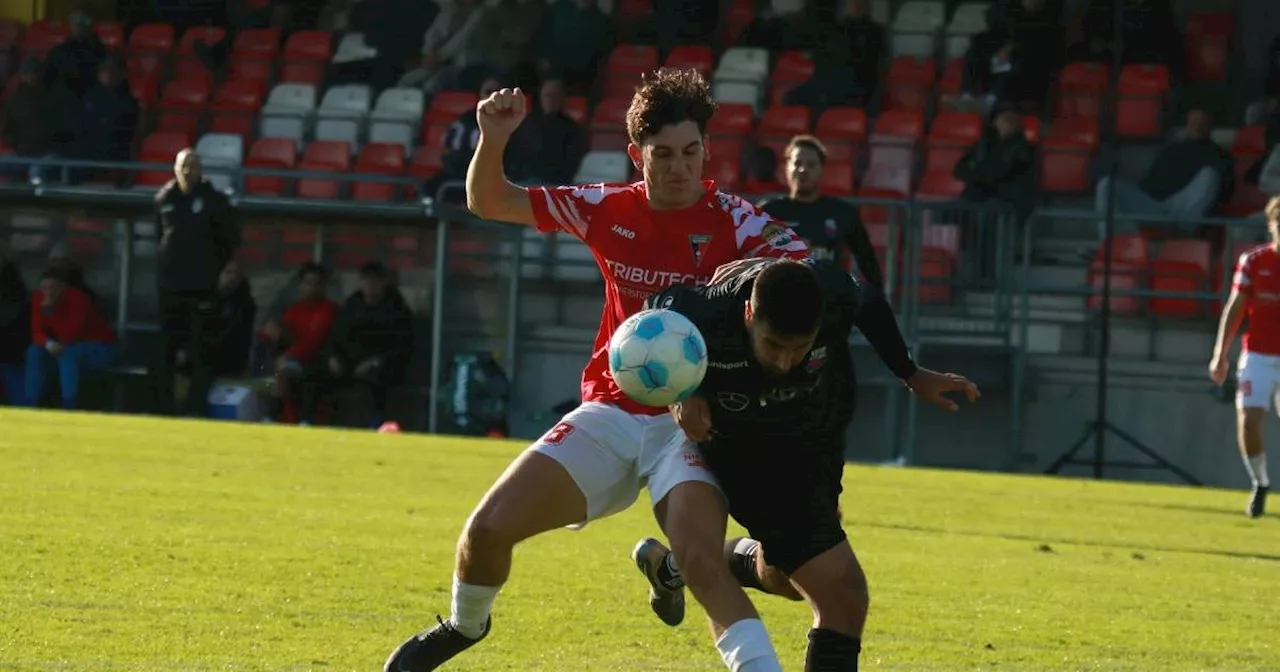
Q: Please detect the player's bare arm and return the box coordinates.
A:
[1210,288,1245,385]
[466,87,536,227]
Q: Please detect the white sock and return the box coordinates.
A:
[715,618,783,672]
[448,575,500,639]
[1246,453,1270,487]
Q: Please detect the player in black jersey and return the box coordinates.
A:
[758,136,883,292]
[629,258,978,671]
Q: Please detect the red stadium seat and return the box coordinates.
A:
[708,103,755,138]
[757,105,809,139]
[296,140,351,199]
[615,0,654,23]
[589,96,631,151]
[883,57,936,112]
[818,160,855,196]
[136,132,192,186]
[856,187,908,227]
[815,107,867,163]
[1088,234,1150,313]
[173,26,226,80]
[21,20,66,57]
[280,30,332,86]
[722,0,753,44]
[229,28,281,82]
[937,58,964,95]
[1056,62,1109,120]
[663,45,713,75]
[1023,117,1041,143]
[1116,64,1169,138]
[769,50,813,104]
[279,226,318,266]
[244,138,297,195]
[96,22,123,51]
[409,145,445,182]
[128,22,173,52]
[706,154,741,192]
[1232,124,1267,159]
[128,72,160,108]
[425,91,478,125]
[915,172,965,201]
[1039,117,1099,193]
[606,44,659,75]
[918,224,960,303]
[873,109,925,142]
[925,111,981,174]
[352,142,405,202]
[328,232,381,270]
[422,123,449,148]
[1150,239,1211,317]
[563,95,588,124]
[157,78,212,135]
[1185,12,1233,83]
[209,79,265,140]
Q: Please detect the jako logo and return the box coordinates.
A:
[709,360,749,370]
[611,225,636,239]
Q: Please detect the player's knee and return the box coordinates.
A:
[1239,406,1265,432]
[460,499,523,554]
[759,563,803,601]
[672,540,727,591]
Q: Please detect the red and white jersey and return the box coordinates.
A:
[1232,244,1280,355]
[527,180,811,415]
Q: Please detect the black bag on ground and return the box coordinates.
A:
[440,352,511,437]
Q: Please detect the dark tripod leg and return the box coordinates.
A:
[1105,423,1202,485]
[1044,421,1100,474]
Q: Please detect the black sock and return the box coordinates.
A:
[723,537,764,591]
[805,628,861,672]
[655,551,684,590]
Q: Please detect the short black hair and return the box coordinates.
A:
[360,260,389,279]
[297,261,328,280]
[626,67,717,145]
[785,135,828,164]
[750,261,824,337]
[41,267,68,283]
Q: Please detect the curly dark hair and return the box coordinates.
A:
[626,67,718,145]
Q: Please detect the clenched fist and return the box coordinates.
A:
[477,87,527,140]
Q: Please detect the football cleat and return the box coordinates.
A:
[1248,485,1268,518]
[383,615,491,672]
[632,537,685,627]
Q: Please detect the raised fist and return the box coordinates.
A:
[476,87,527,140]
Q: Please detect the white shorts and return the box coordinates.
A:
[1237,351,1280,411]
[530,402,720,528]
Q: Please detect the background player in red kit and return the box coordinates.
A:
[384,68,810,672]
[1210,196,1280,518]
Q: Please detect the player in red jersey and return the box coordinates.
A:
[383,68,810,672]
[1210,196,1280,518]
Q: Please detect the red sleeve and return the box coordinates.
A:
[718,191,811,260]
[525,183,630,243]
[46,287,92,343]
[30,291,46,346]
[1233,252,1253,296]
[285,301,337,362]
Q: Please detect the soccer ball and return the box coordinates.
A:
[608,309,708,408]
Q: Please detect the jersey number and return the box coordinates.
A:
[1239,380,1253,398]
[541,422,576,446]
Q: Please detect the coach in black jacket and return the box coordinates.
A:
[153,148,240,417]
[326,261,414,428]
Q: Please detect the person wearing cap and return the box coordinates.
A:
[153,148,240,418]
[324,261,414,428]
[45,4,106,97]
[72,56,138,183]
[1,57,77,181]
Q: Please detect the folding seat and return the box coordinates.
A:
[1087,234,1150,314]
[195,133,244,192]
[173,26,226,81]
[709,103,755,138]
[574,151,631,184]
[944,2,987,59]
[423,91,478,125]
[261,83,317,119]
[1184,12,1233,83]
[935,57,964,105]
[563,96,588,124]
[924,111,981,174]
[883,56,936,112]
[96,22,123,51]
[280,30,332,86]
[409,145,446,182]
[663,45,713,76]
[1150,239,1211,318]
[755,105,810,159]
[128,72,160,109]
[588,96,630,151]
[328,231,381,270]
[863,110,924,195]
[156,77,212,136]
[228,28,281,83]
[243,138,297,195]
[1055,62,1109,120]
[316,84,371,122]
[135,132,192,187]
[370,87,425,125]
[1115,64,1169,138]
[602,44,658,98]
[714,47,770,85]
[890,0,945,58]
[914,171,965,200]
[259,116,306,152]
[352,142,406,202]
[815,107,867,163]
[819,160,855,196]
[712,81,762,114]
[1039,116,1099,194]
[768,51,813,106]
[368,122,415,156]
[296,140,352,199]
[209,79,265,141]
[706,154,741,191]
[314,118,361,148]
[332,32,376,64]
[125,23,173,77]
[721,0,755,44]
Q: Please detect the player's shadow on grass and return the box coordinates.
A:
[863,521,1280,563]
[1128,501,1252,518]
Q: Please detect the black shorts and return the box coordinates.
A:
[701,433,847,576]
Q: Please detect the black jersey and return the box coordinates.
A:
[644,258,917,442]
[758,196,884,291]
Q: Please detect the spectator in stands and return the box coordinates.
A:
[399,0,488,94]
[533,0,612,94]
[1094,108,1235,239]
[25,268,117,409]
[326,261,414,428]
[46,242,93,303]
[1,58,77,182]
[741,0,820,51]
[44,5,106,98]
[0,247,30,406]
[72,56,138,184]
[954,102,1036,273]
[759,135,883,289]
[260,262,339,424]
[959,0,1061,111]
[335,0,438,90]
[470,0,545,87]
[507,77,581,185]
[423,76,502,203]
[648,0,720,50]
[784,0,884,110]
[1069,0,1181,77]
[154,149,241,418]
[207,260,257,378]
[194,1,298,78]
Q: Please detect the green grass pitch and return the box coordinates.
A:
[1,408,1277,671]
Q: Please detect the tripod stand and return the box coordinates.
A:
[1042,0,1200,486]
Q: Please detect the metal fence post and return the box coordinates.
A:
[427,218,450,434]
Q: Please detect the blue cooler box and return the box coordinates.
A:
[208,384,262,421]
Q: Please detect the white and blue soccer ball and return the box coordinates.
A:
[608,309,708,407]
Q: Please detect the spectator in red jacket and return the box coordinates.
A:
[260,262,339,424]
[25,268,116,408]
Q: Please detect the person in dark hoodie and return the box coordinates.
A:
[1,58,78,182]
[422,76,500,203]
[72,56,138,184]
[44,5,106,98]
[0,247,30,406]
[206,260,257,378]
[506,77,581,185]
[1094,108,1235,239]
[326,260,414,428]
[954,102,1037,275]
[782,0,884,110]
[153,148,241,418]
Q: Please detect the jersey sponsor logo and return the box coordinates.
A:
[689,234,712,267]
[761,222,795,248]
[708,360,749,370]
[604,259,708,289]
[611,224,636,239]
[717,392,751,412]
[540,422,576,446]
[683,450,709,468]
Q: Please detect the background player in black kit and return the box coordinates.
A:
[631,258,978,671]
[758,136,883,292]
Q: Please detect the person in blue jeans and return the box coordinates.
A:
[0,248,30,405]
[26,268,117,409]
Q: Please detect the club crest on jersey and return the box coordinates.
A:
[689,234,712,267]
[761,222,793,248]
[717,392,750,412]
[806,346,828,373]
